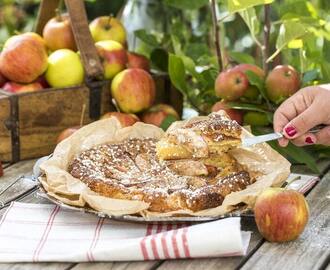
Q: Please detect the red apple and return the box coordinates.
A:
[127,52,150,71]
[111,68,156,113]
[141,104,179,127]
[0,32,48,83]
[35,75,50,88]
[211,101,243,125]
[265,65,300,104]
[232,64,265,99]
[254,188,309,242]
[95,40,127,79]
[100,112,140,127]
[2,81,43,93]
[89,16,126,45]
[42,13,77,51]
[215,68,249,101]
[0,70,8,88]
[56,126,80,144]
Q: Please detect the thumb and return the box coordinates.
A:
[283,104,322,139]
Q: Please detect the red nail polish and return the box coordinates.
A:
[305,137,314,144]
[285,126,297,137]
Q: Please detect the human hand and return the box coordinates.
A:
[273,84,330,147]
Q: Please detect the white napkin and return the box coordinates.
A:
[0,202,250,262]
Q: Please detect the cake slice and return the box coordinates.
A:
[156,111,242,160]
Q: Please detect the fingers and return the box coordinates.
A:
[282,103,322,139]
[288,126,330,146]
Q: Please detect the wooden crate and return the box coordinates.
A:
[0,74,182,162]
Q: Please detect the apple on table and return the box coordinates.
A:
[0,70,8,88]
[254,187,309,242]
[56,126,81,144]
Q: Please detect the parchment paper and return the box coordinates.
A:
[40,113,291,217]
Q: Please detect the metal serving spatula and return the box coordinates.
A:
[242,125,325,147]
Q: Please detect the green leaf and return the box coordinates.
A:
[164,0,208,10]
[228,0,274,13]
[320,61,330,82]
[150,48,168,72]
[168,54,188,96]
[268,141,320,173]
[134,29,159,47]
[245,70,270,102]
[302,69,319,85]
[268,21,307,62]
[228,51,256,65]
[239,7,260,36]
[160,115,178,131]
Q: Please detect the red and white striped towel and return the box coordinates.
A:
[0,202,250,262]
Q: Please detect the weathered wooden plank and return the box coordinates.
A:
[0,160,37,204]
[241,173,330,270]
[0,94,12,161]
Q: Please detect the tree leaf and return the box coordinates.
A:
[168,54,188,96]
[228,0,274,13]
[302,69,319,85]
[134,29,159,47]
[268,21,307,62]
[245,70,270,102]
[160,115,178,131]
[320,61,330,82]
[239,7,260,36]
[164,0,208,10]
[228,51,256,65]
[150,48,168,72]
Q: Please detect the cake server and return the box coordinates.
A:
[242,125,325,147]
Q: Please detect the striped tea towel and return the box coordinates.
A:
[0,202,250,262]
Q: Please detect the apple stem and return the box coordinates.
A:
[106,14,113,31]
[210,0,224,72]
[80,104,86,127]
[263,4,271,75]
[55,8,62,22]
[283,176,301,189]
[112,98,121,112]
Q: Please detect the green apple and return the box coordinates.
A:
[45,49,84,88]
[89,16,126,45]
[95,40,127,79]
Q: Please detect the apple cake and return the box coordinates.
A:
[68,112,255,213]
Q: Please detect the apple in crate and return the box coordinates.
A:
[141,104,179,127]
[100,112,140,127]
[95,40,127,79]
[211,101,243,125]
[57,126,80,144]
[0,32,48,83]
[265,65,300,104]
[215,68,249,101]
[111,68,155,113]
[3,81,43,93]
[43,13,77,51]
[254,188,309,242]
[127,52,150,72]
[45,49,84,88]
[89,16,126,45]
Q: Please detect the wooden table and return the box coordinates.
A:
[0,159,329,270]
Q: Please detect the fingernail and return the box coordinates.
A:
[284,126,297,137]
[305,137,314,144]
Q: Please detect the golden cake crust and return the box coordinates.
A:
[68,138,254,213]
